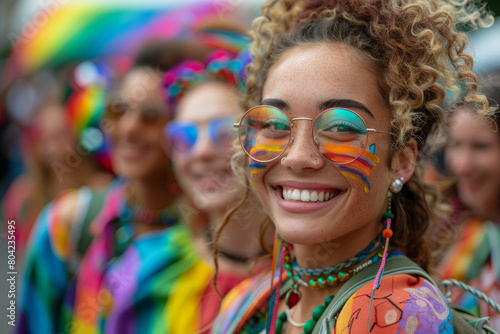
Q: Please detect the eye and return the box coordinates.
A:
[259,118,290,138]
[267,119,289,130]
[106,102,128,120]
[319,120,364,142]
[472,142,492,151]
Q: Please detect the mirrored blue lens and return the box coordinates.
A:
[209,117,236,148]
[166,121,198,152]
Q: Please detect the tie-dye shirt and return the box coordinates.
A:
[439,218,500,331]
[17,180,216,334]
[212,253,454,333]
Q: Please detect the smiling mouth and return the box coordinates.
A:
[280,187,341,202]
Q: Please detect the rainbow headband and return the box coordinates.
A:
[163,49,249,111]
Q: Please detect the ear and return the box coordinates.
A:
[390,138,418,183]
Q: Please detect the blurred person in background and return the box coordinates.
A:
[17,34,267,334]
[1,69,113,261]
[438,78,500,330]
[16,39,212,334]
[164,52,270,332]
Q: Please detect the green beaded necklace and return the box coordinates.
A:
[275,295,335,334]
[276,238,384,334]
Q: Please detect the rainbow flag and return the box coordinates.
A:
[8,1,256,75]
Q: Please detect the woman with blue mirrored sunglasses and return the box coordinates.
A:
[163,52,271,333]
[166,116,235,153]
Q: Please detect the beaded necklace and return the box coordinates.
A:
[276,236,384,334]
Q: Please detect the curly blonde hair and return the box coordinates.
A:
[214,0,493,272]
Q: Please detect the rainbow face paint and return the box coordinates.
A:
[323,142,380,192]
[248,160,267,190]
[247,137,287,189]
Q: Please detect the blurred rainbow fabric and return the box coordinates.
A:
[7,1,257,75]
[6,0,257,172]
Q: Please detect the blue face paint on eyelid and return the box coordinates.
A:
[334,108,365,127]
[320,109,365,130]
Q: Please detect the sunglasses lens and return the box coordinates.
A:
[239,106,290,162]
[166,122,198,152]
[209,117,236,148]
[314,109,368,164]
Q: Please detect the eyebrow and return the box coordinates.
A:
[318,99,374,118]
[260,98,290,111]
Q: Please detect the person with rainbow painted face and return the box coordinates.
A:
[210,0,495,333]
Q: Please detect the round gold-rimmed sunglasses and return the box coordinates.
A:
[233,105,395,164]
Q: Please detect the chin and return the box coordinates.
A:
[191,191,238,212]
[272,216,328,246]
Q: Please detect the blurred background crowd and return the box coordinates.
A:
[0,0,499,333]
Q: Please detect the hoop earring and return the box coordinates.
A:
[389,177,404,193]
[281,156,287,166]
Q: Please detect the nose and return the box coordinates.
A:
[281,119,325,172]
[189,129,217,160]
[448,147,474,177]
[118,109,143,138]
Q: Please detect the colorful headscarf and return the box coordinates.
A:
[163,49,250,111]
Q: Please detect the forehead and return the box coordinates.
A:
[263,43,388,120]
[175,81,240,123]
[450,108,500,142]
[119,68,163,101]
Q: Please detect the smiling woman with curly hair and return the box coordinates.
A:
[211,0,494,333]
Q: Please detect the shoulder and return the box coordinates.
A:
[213,271,273,333]
[438,217,492,281]
[336,274,454,333]
[45,186,108,259]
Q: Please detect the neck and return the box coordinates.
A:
[48,158,96,194]
[128,173,175,210]
[479,207,500,223]
[293,222,380,269]
[208,194,270,273]
[285,223,381,325]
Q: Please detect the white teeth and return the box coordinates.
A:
[310,191,318,201]
[300,190,310,201]
[282,188,339,202]
[318,192,325,201]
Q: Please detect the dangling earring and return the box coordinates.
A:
[368,178,403,328]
